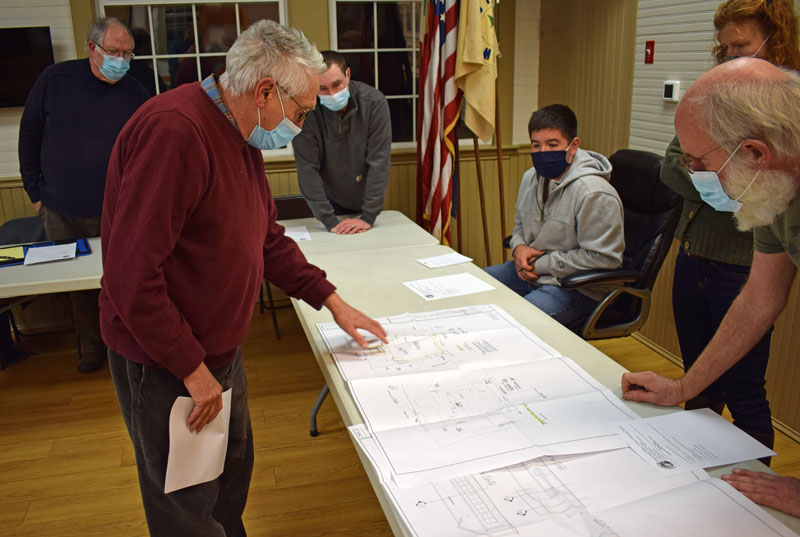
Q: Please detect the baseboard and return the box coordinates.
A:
[630,332,683,368]
[631,332,800,444]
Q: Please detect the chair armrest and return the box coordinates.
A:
[559,268,639,289]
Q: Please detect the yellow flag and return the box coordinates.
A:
[454,0,500,142]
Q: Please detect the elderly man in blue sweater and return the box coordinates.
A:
[18,17,149,372]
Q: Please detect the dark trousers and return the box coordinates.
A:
[672,251,774,451]
[109,349,253,537]
[38,206,106,354]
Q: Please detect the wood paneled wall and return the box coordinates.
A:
[538,0,637,158]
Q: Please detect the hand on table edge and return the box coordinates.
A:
[621,370,689,407]
[722,468,800,518]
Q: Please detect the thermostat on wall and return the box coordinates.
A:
[663,80,681,102]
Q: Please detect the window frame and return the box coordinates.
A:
[328,0,420,149]
[97,0,293,157]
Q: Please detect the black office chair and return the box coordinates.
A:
[0,217,48,368]
[261,195,315,338]
[559,149,681,339]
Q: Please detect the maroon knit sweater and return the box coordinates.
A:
[100,81,335,378]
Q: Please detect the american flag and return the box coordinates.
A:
[417,0,462,245]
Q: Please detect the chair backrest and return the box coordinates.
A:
[273,195,314,220]
[609,149,681,291]
[0,216,47,245]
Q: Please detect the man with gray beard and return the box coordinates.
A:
[622,57,800,517]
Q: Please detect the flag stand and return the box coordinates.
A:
[494,78,507,262]
[471,136,492,266]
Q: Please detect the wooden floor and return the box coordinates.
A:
[1,308,798,536]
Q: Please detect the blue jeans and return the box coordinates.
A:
[672,251,774,449]
[484,260,597,328]
[109,348,253,537]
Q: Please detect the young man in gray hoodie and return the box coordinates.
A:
[485,104,624,327]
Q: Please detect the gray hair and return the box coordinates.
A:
[220,19,325,97]
[85,17,133,50]
[692,67,800,162]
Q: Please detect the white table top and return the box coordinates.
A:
[0,237,102,299]
[278,210,439,256]
[290,243,800,536]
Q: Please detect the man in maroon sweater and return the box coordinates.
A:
[100,20,385,536]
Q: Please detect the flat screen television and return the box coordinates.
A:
[0,26,55,108]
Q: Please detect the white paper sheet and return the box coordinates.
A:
[415,252,473,269]
[349,357,638,487]
[284,225,311,241]
[164,389,232,494]
[23,242,76,265]
[403,272,494,300]
[318,305,561,380]
[352,425,795,537]
[611,408,776,475]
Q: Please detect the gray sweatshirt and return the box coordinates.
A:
[293,80,392,230]
[509,149,624,300]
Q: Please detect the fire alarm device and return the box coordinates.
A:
[645,40,655,64]
[663,80,681,102]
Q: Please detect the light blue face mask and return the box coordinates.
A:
[94,53,130,82]
[690,141,760,212]
[319,86,350,112]
[247,88,302,150]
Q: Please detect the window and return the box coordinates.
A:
[100,1,284,97]
[330,1,421,143]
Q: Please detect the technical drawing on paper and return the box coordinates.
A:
[317,304,561,380]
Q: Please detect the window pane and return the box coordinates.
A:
[388,98,414,142]
[337,2,374,49]
[239,3,280,31]
[377,2,414,48]
[150,5,195,89]
[104,5,149,36]
[200,55,227,80]
[129,58,159,97]
[342,52,375,87]
[196,4,237,53]
[378,51,413,96]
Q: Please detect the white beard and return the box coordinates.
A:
[723,158,799,231]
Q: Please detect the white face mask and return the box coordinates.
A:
[689,142,760,212]
[246,88,302,150]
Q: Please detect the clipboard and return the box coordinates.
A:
[0,238,92,267]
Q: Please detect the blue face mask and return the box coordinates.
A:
[247,89,302,150]
[94,53,130,82]
[689,142,760,212]
[531,142,574,179]
[319,86,350,112]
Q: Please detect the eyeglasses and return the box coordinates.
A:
[278,84,313,123]
[96,43,135,61]
[678,144,722,173]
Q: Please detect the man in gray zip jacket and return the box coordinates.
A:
[294,50,392,234]
[485,104,624,327]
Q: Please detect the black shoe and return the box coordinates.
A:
[77,351,106,373]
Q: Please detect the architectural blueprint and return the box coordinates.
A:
[348,356,639,487]
[351,426,796,537]
[317,304,561,380]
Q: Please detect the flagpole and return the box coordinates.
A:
[472,136,492,266]
[456,141,463,253]
[494,78,507,262]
